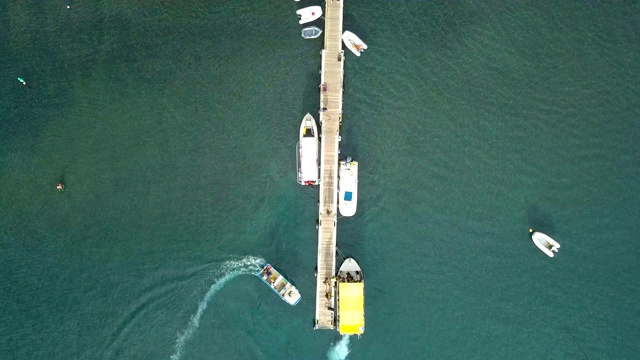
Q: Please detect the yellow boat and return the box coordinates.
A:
[336,258,364,336]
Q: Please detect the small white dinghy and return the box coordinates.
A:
[301,26,322,39]
[297,6,322,24]
[529,229,561,257]
[342,31,367,57]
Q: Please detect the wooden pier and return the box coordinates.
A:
[314,0,344,330]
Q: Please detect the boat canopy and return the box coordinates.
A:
[300,137,318,183]
[338,282,364,335]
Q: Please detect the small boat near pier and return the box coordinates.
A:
[257,264,302,305]
[297,6,322,24]
[297,113,319,185]
[302,26,323,39]
[338,157,358,216]
[342,31,367,57]
[336,258,364,336]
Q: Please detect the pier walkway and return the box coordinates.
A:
[314,0,344,330]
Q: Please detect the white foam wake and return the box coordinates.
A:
[170,256,264,360]
[327,335,351,360]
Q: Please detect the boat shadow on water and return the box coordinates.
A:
[527,204,556,235]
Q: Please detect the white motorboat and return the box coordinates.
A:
[529,229,561,257]
[338,157,358,216]
[342,31,367,57]
[257,264,301,306]
[296,113,319,185]
[297,6,322,24]
[301,26,322,39]
[336,258,364,336]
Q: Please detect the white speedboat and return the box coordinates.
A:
[336,258,364,336]
[338,157,358,216]
[296,113,319,185]
[257,264,301,306]
[529,229,561,257]
[301,26,322,39]
[297,6,322,24]
[342,31,367,57]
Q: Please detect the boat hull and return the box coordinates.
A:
[342,31,367,57]
[338,257,362,275]
[302,26,323,39]
[338,159,358,216]
[297,113,319,185]
[257,264,301,305]
[336,258,364,336]
[297,6,322,24]
[530,230,561,257]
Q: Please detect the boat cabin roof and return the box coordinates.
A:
[338,282,364,335]
[299,137,318,182]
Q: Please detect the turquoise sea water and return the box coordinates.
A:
[1,1,639,359]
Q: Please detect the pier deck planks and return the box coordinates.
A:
[314,0,344,331]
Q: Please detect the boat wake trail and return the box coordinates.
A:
[170,256,264,360]
[327,335,351,360]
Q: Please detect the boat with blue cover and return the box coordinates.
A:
[302,26,322,39]
[338,156,358,216]
[257,264,301,305]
